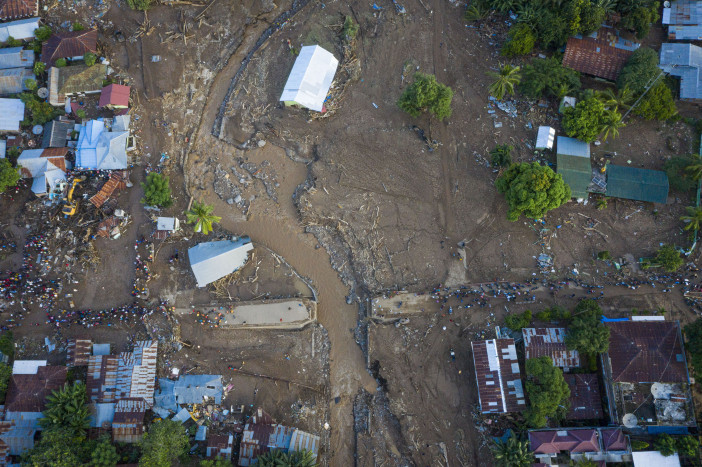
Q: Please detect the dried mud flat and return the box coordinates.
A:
[6,0,702,465]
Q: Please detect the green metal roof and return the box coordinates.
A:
[558,153,592,199]
[605,164,669,204]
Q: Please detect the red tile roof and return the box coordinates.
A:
[0,0,37,20]
[41,30,98,67]
[523,328,580,370]
[5,366,67,412]
[565,373,603,420]
[562,29,636,81]
[600,428,628,452]
[529,429,599,454]
[471,339,525,413]
[99,84,130,108]
[605,321,688,383]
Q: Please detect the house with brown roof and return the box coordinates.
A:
[565,373,603,420]
[47,63,107,106]
[602,320,696,431]
[562,26,640,81]
[41,29,97,67]
[529,427,631,464]
[523,328,580,371]
[206,434,234,460]
[0,0,38,21]
[112,398,147,443]
[471,338,525,414]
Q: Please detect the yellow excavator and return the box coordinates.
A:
[62,176,86,216]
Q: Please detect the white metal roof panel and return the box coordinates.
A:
[536,126,556,150]
[188,238,253,287]
[632,451,681,467]
[0,18,39,42]
[0,98,24,132]
[280,45,339,112]
[12,361,46,375]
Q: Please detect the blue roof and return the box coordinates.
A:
[605,164,669,204]
[173,375,223,404]
[154,378,177,412]
[660,43,702,100]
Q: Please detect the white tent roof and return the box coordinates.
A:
[535,126,555,150]
[188,238,253,287]
[280,45,339,112]
[632,451,680,467]
[0,18,40,42]
[0,98,24,132]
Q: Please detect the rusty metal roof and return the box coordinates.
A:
[5,366,67,412]
[206,434,233,460]
[565,373,603,420]
[40,30,97,67]
[67,338,92,367]
[471,339,525,414]
[562,27,638,81]
[523,328,581,370]
[0,0,37,20]
[529,429,600,454]
[89,171,128,208]
[112,399,146,443]
[605,321,688,383]
[87,355,119,403]
[238,408,315,466]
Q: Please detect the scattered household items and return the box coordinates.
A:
[535,126,555,150]
[98,83,130,110]
[659,43,702,101]
[556,136,591,200]
[40,29,98,67]
[522,328,580,371]
[662,0,702,40]
[280,45,339,112]
[471,338,525,414]
[75,117,130,170]
[47,63,108,106]
[562,26,640,81]
[238,408,320,466]
[0,18,39,42]
[17,147,68,197]
[188,237,254,287]
[0,98,23,132]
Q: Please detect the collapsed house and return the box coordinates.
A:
[279,45,339,112]
[238,408,320,466]
[471,338,525,414]
[153,374,223,414]
[522,328,580,372]
[602,319,696,433]
[188,237,254,287]
[17,147,68,197]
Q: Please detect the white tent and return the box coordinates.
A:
[535,126,555,150]
[280,45,339,112]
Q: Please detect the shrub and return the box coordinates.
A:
[504,310,532,331]
[617,48,660,95]
[398,73,453,121]
[4,36,21,48]
[519,57,581,99]
[597,250,612,260]
[654,434,677,457]
[495,162,571,221]
[83,52,97,67]
[631,440,649,451]
[33,61,45,75]
[23,95,59,125]
[655,244,683,272]
[75,109,86,120]
[490,144,513,167]
[535,306,570,322]
[34,25,52,42]
[141,172,173,208]
[342,16,359,41]
[54,58,67,68]
[127,0,152,11]
[23,78,37,91]
[72,23,84,32]
[664,155,698,192]
[501,24,536,57]
[633,81,677,121]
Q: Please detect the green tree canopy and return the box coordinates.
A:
[676,435,699,458]
[488,64,521,100]
[91,435,119,467]
[524,356,570,428]
[0,363,10,402]
[398,73,453,121]
[519,57,581,99]
[505,310,532,331]
[501,24,536,57]
[655,244,684,272]
[617,48,661,95]
[565,299,609,355]
[665,155,699,192]
[200,458,232,467]
[495,162,571,221]
[633,81,677,121]
[83,52,97,67]
[186,200,222,235]
[621,2,660,39]
[684,318,702,381]
[257,449,317,466]
[141,172,173,208]
[562,97,623,143]
[490,144,513,168]
[21,427,86,466]
[681,206,702,232]
[654,434,677,457]
[34,25,52,42]
[54,58,67,67]
[39,381,90,439]
[491,437,533,467]
[139,419,189,467]
[0,158,19,193]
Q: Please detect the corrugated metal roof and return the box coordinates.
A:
[87,355,119,403]
[195,425,207,441]
[12,360,46,375]
[91,402,115,428]
[565,373,603,420]
[605,164,669,204]
[0,47,33,70]
[280,45,339,112]
[172,407,192,424]
[112,398,146,443]
[0,421,35,456]
[99,84,130,108]
[92,343,111,356]
[206,434,233,459]
[173,375,223,405]
[666,0,702,39]
[67,339,92,367]
[471,339,525,414]
[41,120,72,148]
[0,17,38,41]
[0,67,33,95]
[289,429,320,457]
[557,136,591,158]
[563,27,639,81]
[605,321,688,383]
[5,366,66,412]
[660,43,702,100]
[522,328,581,370]
[188,238,253,287]
[535,126,555,150]
[40,29,97,67]
[0,0,37,20]
[0,98,23,132]
[529,429,599,454]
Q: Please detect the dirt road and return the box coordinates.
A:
[185,16,377,465]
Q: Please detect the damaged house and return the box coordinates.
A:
[17,147,68,197]
[522,328,580,372]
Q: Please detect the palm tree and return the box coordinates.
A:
[491,437,533,467]
[686,154,702,181]
[487,64,521,100]
[256,449,316,466]
[39,381,91,439]
[596,87,634,111]
[600,109,624,141]
[186,200,222,235]
[681,206,702,231]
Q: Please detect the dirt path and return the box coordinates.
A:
[185,15,377,466]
